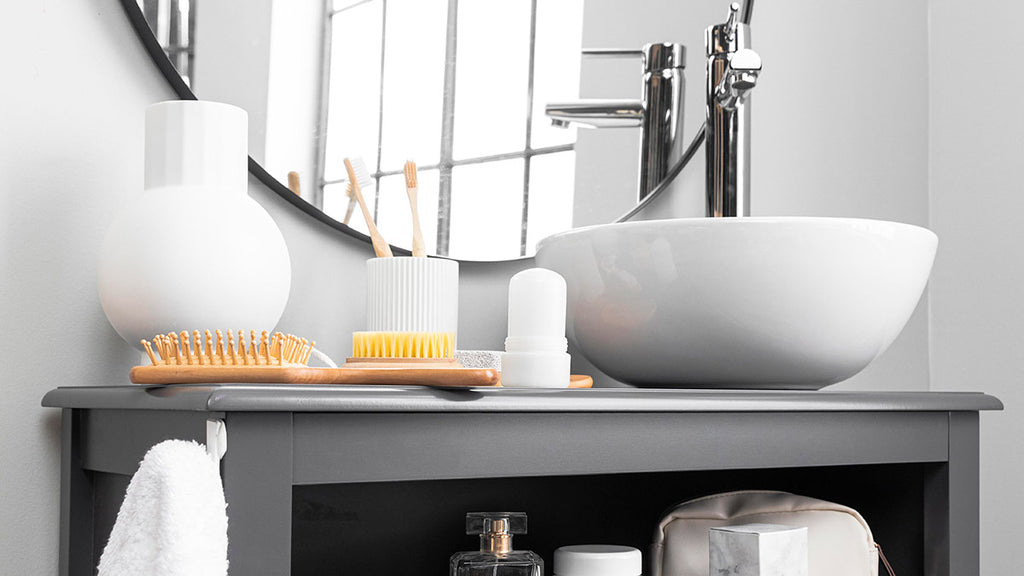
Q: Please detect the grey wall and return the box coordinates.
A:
[1,0,1015,573]
[928,1,1024,574]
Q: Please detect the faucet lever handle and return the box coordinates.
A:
[723,2,741,41]
[715,49,762,108]
[729,49,762,74]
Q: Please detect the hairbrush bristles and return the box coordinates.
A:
[140,330,315,367]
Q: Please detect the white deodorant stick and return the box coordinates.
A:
[501,268,571,388]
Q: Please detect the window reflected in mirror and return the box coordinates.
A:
[324,0,583,259]
[138,0,195,85]
[140,0,584,260]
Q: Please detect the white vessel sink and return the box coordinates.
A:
[535,217,937,389]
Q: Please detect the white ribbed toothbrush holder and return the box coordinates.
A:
[365,257,459,340]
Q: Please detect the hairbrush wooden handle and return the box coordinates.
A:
[130,365,501,386]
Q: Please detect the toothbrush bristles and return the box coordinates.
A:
[404,160,417,188]
[348,157,372,191]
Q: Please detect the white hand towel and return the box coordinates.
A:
[97,439,229,576]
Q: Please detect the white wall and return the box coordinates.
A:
[1,2,173,572]
[928,1,1024,573]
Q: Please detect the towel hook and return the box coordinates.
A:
[206,419,227,462]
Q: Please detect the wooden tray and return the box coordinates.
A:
[130,365,594,388]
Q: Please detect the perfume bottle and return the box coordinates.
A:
[450,512,543,576]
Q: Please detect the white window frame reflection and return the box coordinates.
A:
[316,0,576,258]
[138,0,195,85]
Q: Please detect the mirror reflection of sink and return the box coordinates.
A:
[535,217,937,389]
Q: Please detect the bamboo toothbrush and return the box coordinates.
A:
[342,158,373,226]
[344,157,393,257]
[403,160,427,257]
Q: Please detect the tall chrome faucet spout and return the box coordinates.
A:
[705,2,761,217]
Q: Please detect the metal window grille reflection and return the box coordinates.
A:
[318,0,576,258]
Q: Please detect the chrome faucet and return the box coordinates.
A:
[545,43,686,203]
[705,2,761,217]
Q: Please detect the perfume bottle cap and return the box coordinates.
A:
[466,512,528,535]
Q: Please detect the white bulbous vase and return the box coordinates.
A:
[98,100,291,350]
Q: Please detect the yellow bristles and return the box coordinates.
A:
[139,329,316,368]
[351,331,455,359]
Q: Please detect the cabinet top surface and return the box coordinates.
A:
[41,384,1003,413]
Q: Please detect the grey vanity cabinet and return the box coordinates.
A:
[43,385,1001,576]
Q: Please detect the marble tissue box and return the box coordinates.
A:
[709,524,808,576]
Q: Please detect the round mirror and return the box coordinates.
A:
[120,0,711,261]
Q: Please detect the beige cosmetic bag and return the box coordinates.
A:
[652,490,893,576]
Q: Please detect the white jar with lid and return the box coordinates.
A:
[553,545,642,576]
